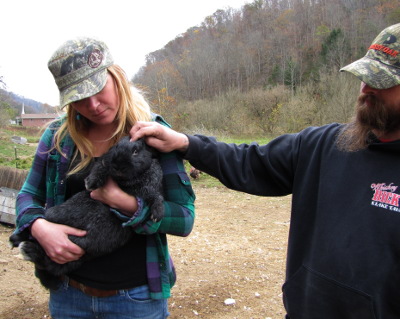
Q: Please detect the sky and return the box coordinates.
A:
[1,0,249,106]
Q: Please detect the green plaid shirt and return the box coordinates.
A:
[15,114,195,299]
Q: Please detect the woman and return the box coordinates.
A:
[13,37,195,319]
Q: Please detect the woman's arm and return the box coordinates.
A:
[15,123,86,263]
[15,126,54,233]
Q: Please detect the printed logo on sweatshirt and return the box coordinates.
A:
[371,183,400,211]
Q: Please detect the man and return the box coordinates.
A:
[131,24,400,318]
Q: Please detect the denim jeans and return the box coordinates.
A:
[49,279,169,319]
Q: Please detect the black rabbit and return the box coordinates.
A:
[9,137,164,290]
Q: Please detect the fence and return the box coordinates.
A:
[0,166,28,190]
[0,167,28,225]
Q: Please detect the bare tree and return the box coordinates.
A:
[0,74,6,90]
[132,0,400,134]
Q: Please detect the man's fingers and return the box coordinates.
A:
[130,121,187,153]
[130,122,162,141]
[130,123,149,141]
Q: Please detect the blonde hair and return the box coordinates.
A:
[52,64,152,174]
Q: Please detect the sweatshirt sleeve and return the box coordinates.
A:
[183,133,300,196]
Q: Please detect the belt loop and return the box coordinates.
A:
[60,275,70,290]
[60,275,68,285]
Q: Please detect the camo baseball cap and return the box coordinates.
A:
[48,37,114,108]
[340,23,400,89]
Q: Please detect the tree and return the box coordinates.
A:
[242,86,290,134]
[0,74,6,90]
[132,0,400,135]
[0,89,17,124]
[320,28,351,69]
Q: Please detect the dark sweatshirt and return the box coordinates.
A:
[184,123,400,319]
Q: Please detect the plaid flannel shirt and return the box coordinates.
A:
[14,114,195,299]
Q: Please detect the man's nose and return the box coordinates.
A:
[360,82,379,95]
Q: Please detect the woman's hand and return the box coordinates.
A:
[30,218,86,264]
[130,121,189,153]
[89,177,138,216]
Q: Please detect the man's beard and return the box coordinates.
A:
[336,94,400,152]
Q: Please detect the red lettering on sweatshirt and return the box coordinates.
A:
[372,189,400,207]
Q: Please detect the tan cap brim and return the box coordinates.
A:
[59,67,109,108]
[340,56,400,89]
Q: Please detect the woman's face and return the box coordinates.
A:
[72,74,119,126]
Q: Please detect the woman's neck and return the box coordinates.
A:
[86,123,117,156]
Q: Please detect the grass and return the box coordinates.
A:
[220,136,271,145]
[0,125,41,169]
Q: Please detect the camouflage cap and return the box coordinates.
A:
[340,23,400,89]
[48,37,114,108]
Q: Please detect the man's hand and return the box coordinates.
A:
[130,121,189,153]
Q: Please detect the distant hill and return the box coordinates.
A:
[0,88,56,115]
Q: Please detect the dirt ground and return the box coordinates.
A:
[0,185,291,319]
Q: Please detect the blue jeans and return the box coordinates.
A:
[49,279,169,319]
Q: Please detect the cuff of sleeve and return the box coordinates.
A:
[16,208,46,234]
[183,134,201,160]
[110,197,144,224]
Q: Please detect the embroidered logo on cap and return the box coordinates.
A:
[88,49,103,68]
[369,44,399,57]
